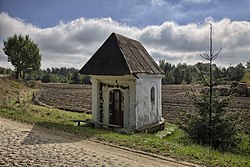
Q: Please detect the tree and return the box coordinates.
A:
[41,74,59,83]
[41,74,51,83]
[183,64,193,84]
[71,72,82,84]
[3,34,42,79]
[179,24,242,150]
[235,63,245,81]
[242,71,250,87]
[0,67,13,75]
[243,60,250,86]
[246,60,250,70]
[165,71,175,84]
[159,60,175,84]
[173,64,184,84]
[227,63,245,81]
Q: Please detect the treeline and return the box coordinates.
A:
[159,60,250,85]
[0,67,13,75]
[1,59,250,85]
[34,67,90,84]
[0,67,90,84]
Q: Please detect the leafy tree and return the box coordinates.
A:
[165,71,175,84]
[173,64,184,84]
[241,71,250,87]
[41,74,59,83]
[71,71,82,84]
[242,63,250,92]
[0,67,4,74]
[234,63,245,81]
[46,68,51,73]
[220,67,227,81]
[227,64,245,81]
[183,64,193,84]
[83,75,91,84]
[195,62,210,75]
[159,60,175,84]
[32,69,44,80]
[51,67,60,75]
[58,67,68,76]
[0,67,13,75]
[66,72,72,82]
[159,60,165,69]
[246,60,250,70]
[160,60,248,85]
[3,34,42,79]
[41,74,51,83]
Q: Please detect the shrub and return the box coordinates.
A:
[241,71,250,87]
[41,74,59,83]
[179,90,243,151]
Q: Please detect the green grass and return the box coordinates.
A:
[0,104,88,125]
[0,103,249,167]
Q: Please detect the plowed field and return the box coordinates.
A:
[36,84,250,132]
[35,84,91,113]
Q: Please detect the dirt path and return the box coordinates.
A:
[0,117,200,167]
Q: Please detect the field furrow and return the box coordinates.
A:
[36,84,250,132]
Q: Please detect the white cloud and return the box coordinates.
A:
[181,0,213,5]
[151,0,166,7]
[0,12,250,69]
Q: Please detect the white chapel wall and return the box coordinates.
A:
[90,77,100,123]
[90,74,163,130]
[90,75,136,129]
[135,74,163,129]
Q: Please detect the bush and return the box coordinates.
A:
[241,71,250,87]
[41,74,59,83]
[179,91,243,151]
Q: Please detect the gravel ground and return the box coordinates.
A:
[0,117,200,167]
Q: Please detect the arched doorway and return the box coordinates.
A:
[109,89,124,127]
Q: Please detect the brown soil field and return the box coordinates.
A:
[35,83,91,113]
[36,84,250,132]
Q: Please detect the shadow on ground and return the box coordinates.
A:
[21,122,90,145]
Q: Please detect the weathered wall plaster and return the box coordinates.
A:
[90,74,163,130]
[135,74,163,129]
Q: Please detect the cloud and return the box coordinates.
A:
[119,0,250,27]
[0,12,250,69]
[181,0,213,5]
[151,0,166,7]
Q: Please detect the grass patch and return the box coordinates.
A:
[0,104,249,167]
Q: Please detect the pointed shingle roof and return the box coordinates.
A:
[79,33,164,76]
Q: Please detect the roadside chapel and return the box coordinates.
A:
[79,33,164,131]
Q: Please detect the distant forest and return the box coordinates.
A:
[0,67,90,84]
[1,60,250,85]
[159,60,250,85]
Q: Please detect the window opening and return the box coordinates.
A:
[150,87,155,108]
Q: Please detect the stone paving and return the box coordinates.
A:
[0,118,196,167]
[0,124,131,167]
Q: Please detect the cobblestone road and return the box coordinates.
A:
[0,117,199,167]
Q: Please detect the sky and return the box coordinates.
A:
[0,0,250,69]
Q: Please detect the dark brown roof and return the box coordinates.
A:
[79,33,164,76]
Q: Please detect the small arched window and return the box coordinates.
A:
[150,87,155,105]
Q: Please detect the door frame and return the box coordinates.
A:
[109,89,124,127]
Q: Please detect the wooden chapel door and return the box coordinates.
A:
[109,90,124,127]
